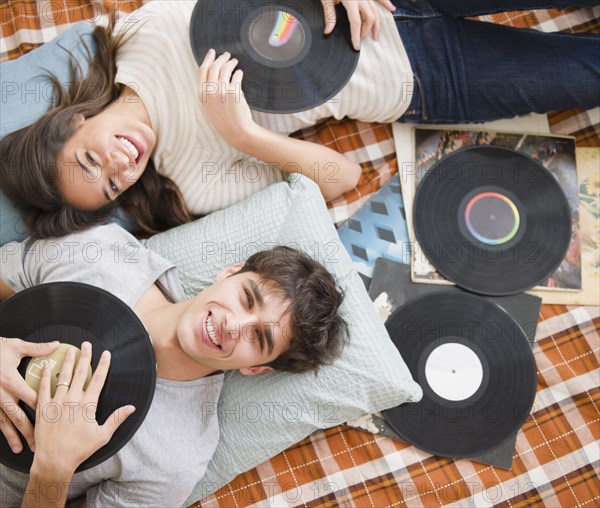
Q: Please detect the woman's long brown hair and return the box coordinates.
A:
[0,12,191,239]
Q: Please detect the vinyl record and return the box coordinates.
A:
[382,292,537,458]
[190,0,359,113]
[0,282,156,474]
[413,145,571,295]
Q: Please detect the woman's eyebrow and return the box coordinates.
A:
[74,153,113,203]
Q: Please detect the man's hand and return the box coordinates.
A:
[321,0,396,50]
[197,49,255,148]
[0,337,59,453]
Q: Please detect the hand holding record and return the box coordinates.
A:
[321,0,396,50]
[0,337,60,454]
[197,49,254,149]
[26,343,135,504]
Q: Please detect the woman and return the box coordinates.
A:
[1,0,598,238]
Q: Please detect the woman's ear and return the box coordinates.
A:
[215,262,245,282]
[239,366,274,376]
[72,113,85,128]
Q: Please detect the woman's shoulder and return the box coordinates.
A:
[116,0,195,35]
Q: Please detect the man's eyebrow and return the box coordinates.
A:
[75,153,112,203]
[249,280,274,354]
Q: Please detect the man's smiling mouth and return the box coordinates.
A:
[205,313,221,349]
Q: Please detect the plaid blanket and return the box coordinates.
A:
[2,2,598,506]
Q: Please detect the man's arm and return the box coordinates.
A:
[197,51,362,201]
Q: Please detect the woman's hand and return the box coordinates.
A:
[31,342,135,476]
[321,0,396,50]
[0,337,60,453]
[197,49,255,148]
[23,342,134,507]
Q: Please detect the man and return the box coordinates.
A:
[0,224,346,507]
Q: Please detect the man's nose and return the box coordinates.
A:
[225,312,258,341]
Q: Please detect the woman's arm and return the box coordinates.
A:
[197,50,362,202]
[21,343,134,508]
[1,278,15,302]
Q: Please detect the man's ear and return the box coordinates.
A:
[215,262,245,282]
[239,366,274,376]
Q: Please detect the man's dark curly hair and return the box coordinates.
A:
[237,246,348,374]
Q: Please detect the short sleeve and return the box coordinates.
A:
[86,474,199,508]
[1,238,35,292]
[0,224,176,308]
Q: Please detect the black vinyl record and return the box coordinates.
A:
[190,0,359,113]
[413,145,571,295]
[0,282,156,474]
[382,292,537,458]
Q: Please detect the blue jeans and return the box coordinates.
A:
[391,0,600,123]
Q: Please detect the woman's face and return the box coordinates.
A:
[56,111,156,210]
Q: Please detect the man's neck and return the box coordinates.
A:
[134,284,216,381]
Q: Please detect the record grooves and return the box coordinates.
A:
[413,145,571,295]
[190,0,359,113]
[0,282,156,473]
[382,292,537,458]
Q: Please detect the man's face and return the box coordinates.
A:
[176,266,292,374]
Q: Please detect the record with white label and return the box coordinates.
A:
[382,291,537,458]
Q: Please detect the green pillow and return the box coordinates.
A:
[142,175,422,502]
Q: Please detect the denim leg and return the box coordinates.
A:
[396,16,600,123]
[424,0,599,17]
[391,0,599,18]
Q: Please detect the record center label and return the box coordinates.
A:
[243,7,310,67]
[25,343,92,397]
[464,192,520,245]
[424,342,484,401]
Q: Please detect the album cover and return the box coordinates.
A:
[532,148,599,305]
[336,174,411,289]
[407,128,581,293]
[352,258,542,470]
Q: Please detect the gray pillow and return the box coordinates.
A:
[0,22,96,246]
[142,175,422,503]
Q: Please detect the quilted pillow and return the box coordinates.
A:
[143,175,422,501]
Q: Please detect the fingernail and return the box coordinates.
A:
[66,347,76,357]
[50,341,59,346]
[82,341,91,350]
[11,444,22,453]
[128,405,136,414]
[30,442,35,452]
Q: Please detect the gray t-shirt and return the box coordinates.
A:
[0,224,224,507]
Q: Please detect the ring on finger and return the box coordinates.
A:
[56,381,71,388]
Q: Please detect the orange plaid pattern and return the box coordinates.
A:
[196,309,599,507]
[1,2,598,507]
